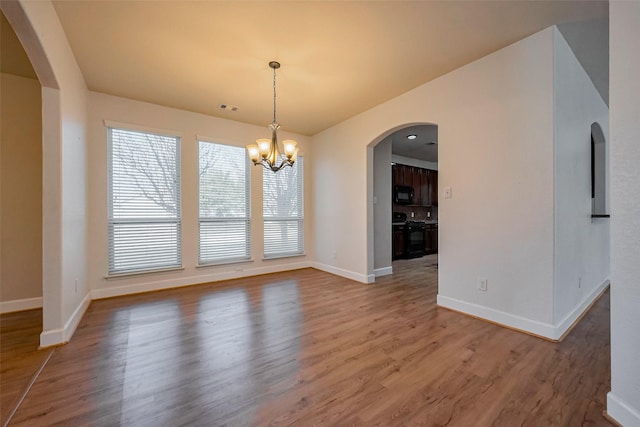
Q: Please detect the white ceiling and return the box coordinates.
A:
[5,1,608,136]
[389,125,439,163]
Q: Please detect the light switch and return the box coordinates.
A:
[444,186,452,199]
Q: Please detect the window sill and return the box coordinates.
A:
[262,253,306,261]
[196,258,253,268]
[105,266,185,280]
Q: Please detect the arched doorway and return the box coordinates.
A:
[0,11,43,313]
[366,122,439,280]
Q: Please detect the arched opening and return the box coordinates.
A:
[1,11,43,311]
[590,122,608,217]
[0,8,46,426]
[366,122,439,280]
[0,4,63,424]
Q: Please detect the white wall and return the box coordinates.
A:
[87,92,314,297]
[2,0,90,346]
[608,2,640,425]
[314,28,556,334]
[0,73,42,310]
[373,138,392,274]
[552,28,610,332]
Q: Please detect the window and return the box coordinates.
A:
[263,158,304,258]
[108,127,182,274]
[199,141,251,264]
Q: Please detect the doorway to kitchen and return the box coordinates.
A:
[369,123,439,281]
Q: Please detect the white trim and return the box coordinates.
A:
[103,119,183,138]
[0,297,43,314]
[92,261,313,300]
[554,279,609,338]
[39,328,65,348]
[438,281,609,340]
[437,295,556,339]
[374,266,393,278]
[196,258,254,268]
[607,392,640,427]
[105,267,185,280]
[63,293,91,342]
[263,253,306,261]
[39,292,91,348]
[312,262,374,284]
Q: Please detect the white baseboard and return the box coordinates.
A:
[92,261,312,300]
[39,328,65,348]
[607,392,640,427]
[0,297,43,314]
[554,279,609,339]
[39,262,367,346]
[437,295,556,339]
[374,266,393,278]
[312,262,374,284]
[39,292,91,348]
[438,279,610,340]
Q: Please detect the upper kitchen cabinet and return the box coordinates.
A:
[393,163,405,186]
[428,169,438,206]
[412,167,423,206]
[392,163,438,206]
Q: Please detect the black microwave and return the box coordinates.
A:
[394,185,414,205]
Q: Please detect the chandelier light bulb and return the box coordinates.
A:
[283,140,298,158]
[247,144,260,162]
[257,139,271,157]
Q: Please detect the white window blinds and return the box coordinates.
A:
[263,158,304,258]
[199,141,251,264]
[108,127,182,275]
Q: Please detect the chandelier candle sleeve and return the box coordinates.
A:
[246,61,299,172]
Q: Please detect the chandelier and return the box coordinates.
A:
[246,61,298,172]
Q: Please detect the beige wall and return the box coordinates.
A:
[87,91,314,298]
[314,27,593,338]
[0,72,42,303]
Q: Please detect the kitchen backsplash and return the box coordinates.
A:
[393,205,438,222]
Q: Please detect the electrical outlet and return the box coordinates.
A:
[411,212,415,218]
[444,186,452,199]
[478,278,488,292]
[427,211,431,218]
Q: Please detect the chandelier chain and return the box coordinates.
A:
[272,65,277,124]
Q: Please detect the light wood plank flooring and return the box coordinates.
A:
[4,255,612,426]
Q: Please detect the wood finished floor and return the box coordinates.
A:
[0,309,53,427]
[5,255,612,426]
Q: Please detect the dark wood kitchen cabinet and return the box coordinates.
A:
[392,224,406,260]
[424,223,438,254]
[392,163,438,206]
[403,166,414,188]
[392,164,405,186]
[428,169,438,206]
[413,167,423,206]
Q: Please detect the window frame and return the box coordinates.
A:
[107,125,183,276]
[197,140,252,265]
[262,157,304,259]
